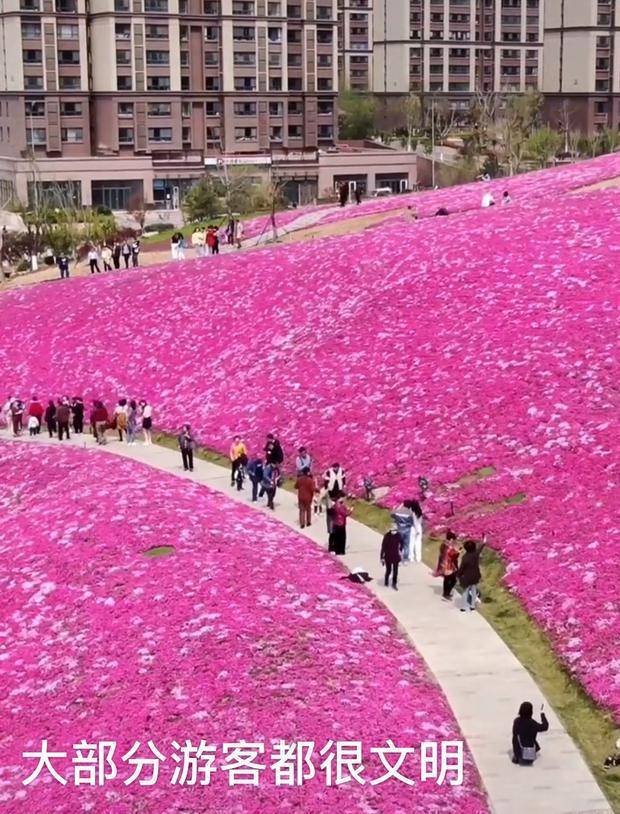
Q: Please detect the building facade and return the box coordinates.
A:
[0,0,339,207]
[372,0,544,125]
[337,0,373,90]
[543,0,620,133]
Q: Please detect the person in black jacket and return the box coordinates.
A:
[71,396,84,434]
[512,702,549,765]
[457,537,486,612]
[178,424,195,472]
[380,524,402,590]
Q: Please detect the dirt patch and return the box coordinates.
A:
[569,175,620,194]
[278,208,409,244]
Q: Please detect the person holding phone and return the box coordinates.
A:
[178,424,196,472]
[512,701,549,765]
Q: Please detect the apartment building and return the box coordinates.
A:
[372,0,544,124]
[543,0,620,132]
[338,0,373,90]
[0,0,338,208]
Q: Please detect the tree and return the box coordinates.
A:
[339,90,377,139]
[595,127,620,156]
[403,93,422,152]
[182,176,220,222]
[498,90,543,174]
[526,127,562,168]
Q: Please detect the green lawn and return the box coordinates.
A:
[140,210,277,246]
[153,432,620,811]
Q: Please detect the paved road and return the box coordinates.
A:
[10,431,614,814]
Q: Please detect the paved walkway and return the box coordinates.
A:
[14,432,613,814]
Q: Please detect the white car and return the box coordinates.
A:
[372,187,393,198]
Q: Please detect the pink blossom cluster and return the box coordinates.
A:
[0,157,619,724]
[0,441,488,814]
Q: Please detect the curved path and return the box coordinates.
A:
[14,431,613,814]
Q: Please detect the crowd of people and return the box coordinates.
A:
[56,239,141,279]
[2,394,153,446]
[171,219,244,261]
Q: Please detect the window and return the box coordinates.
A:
[114,0,130,9]
[233,0,255,13]
[269,77,282,91]
[61,101,82,115]
[269,101,283,116]
[25,100,45,117]
[233,26,254,41]
[318,124,333,139]
[268,1,281,15]
[144,0,168,10]
[56,0,76,10]
[20,0,40,9]
[148,102,171,115]
[118,127,134,144]
[288,53,302,67]
[205,26,219,40]
[205,101,220,116]
[25,127,46,144]
[234,101,256,115]
[317,53,332,67]
[22,22,41,38]
[269,53,281,67]
[25,76,44,89]
[146,50,170,65]
[23,50,43,64]
[270,125,282,141]
[182,126,191,143]
[287,4,301,18]
[59,76,80,88]
[148,127,173,142]
[287,29,302,43]
[288,77,302,90]
[317,100,332,115]
[317,30,333,44]
[61,127,83,143]
[147,76,171,90]
[234,76,256,90]
[206,126,220,145]
[58,24,79,39]
[288,100,302,114]
[179,0,188,12]
[117,75,132,90]
[116,102,133,117]
[204,0,219,13]
[316,5,332,19]
[116,50,131,65]
[317,77,332,90]
[234,51,256,65]
[180,51,189,67]
[182,102,191,117]
[268,27,282,43]
[58,50,80,64]
[115,24,131,40]
[146,25,168,38]
[235,126,257,141]
[205,51,218,66]
[205,76,220,90]
[288,124,302,138]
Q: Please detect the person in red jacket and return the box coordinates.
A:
[28,395,44,425]
[295,467,315,529]
[436,530,461,601]
[381,523,402,590]
[91,400,109,445]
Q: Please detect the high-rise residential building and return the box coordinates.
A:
[0,0,338,208]
[543,0,620,133]
[337,0,373,90]
[372,0,544,124]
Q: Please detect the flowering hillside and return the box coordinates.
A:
[244,152,620,238]
[1,166,619,723]
[0,441,487,813]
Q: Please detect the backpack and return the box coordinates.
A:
[518,738,536,763]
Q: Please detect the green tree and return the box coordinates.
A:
[182,176,220,222]
[526,126,562,168]
[595,127,620,156]
[403,93,423,152]
[339,90,377,139]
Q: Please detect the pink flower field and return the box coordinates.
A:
[0,441,487,813]
[0,157,619,726]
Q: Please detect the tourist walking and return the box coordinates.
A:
[354,187,362,205]
[71,397,84,434]
[435,530,460,601]
[457,537,486,612]
[101,244,113,271]
[170,231,183,261]
[10,398,24,436]
[264,433,284,466]
[114,398,129,442]
[381,523,402,590]
[324,463,346,534]
[191,226,205,257]
[329,495,352,555]
[87,246,101,274]
[262,460,280,510]
[27,413,40,436]
[112,241,121,269]
[92,400,109,444]
[28,395,44,429]
[512,702,549,765]
[295,446,312,475]
[126,399,138,445]
[178,424,196,471]
[131,239,140,267]
[140,400,153,445]
[44,399,57,438]
[246,454,264,503]
[57,253,70,279]
[295,467,315,529]
[56,399,71,440]
[235,219,244,249]
[229,435,248,488]
[121,241,131,269]
[3,395,13,433]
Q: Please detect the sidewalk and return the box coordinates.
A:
[14,432,614,814]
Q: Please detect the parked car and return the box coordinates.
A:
[372,187,393,198]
